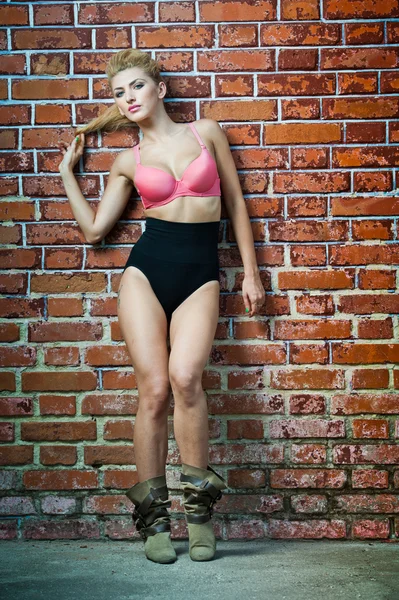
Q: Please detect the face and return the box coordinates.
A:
[112,67,165,121]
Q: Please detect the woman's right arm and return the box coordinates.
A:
[59,134,134,245]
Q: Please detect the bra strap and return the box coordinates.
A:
[133,143,141,164]
[188,122,205,147]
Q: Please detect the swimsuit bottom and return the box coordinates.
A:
[123,216,220,326]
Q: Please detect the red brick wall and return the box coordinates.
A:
[1,0,399,542]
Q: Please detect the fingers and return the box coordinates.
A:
[59,142,66,155]
[58,135,84,154]
[243,294,256,317]
[244,298,262,317]
[74,133,85,145]
[243,293,251,316]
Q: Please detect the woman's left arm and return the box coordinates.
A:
[206,119,266,317]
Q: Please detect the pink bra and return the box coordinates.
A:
[132,122,221,209]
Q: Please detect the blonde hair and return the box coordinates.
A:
[74,49,166,136]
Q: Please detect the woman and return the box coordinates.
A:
[58,49,265,564]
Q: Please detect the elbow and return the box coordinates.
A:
[85,232,101,245]
[85,223,102,245]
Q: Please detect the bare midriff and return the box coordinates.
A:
[143,194,221,223]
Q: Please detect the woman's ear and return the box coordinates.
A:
[158,81,167,99]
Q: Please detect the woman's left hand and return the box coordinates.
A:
[242,272,266,317]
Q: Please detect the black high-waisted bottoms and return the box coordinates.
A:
[123,217,220,325]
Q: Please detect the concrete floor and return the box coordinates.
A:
[0,539,398,600]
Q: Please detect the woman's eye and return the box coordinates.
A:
[116,84,143,98]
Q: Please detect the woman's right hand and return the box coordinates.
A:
[58,133,85,175]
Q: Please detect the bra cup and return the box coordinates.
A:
[135,166,177,203]
[183,152,219,193]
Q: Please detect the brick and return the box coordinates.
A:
[288,197,327,217]
[268,519,346,539]
[331,196,399,216]
[289,497,331,517]
[270,468,346,488]
[381,72,399,94]
[200,0,277,21]
[13,79,88,100]
[207,393,284,415]
[198,50,275,72]
[78,2,154,24]
[352,218,393,240]
[291,148,329,169]
[281,0,319,20]
[279,49,318,70]
[323,0,399,19]
[337,294,399,314]
[227,368,265,390]
[336,493,399,512]
[274,172,350,193]
[31,53,69,77]
[352,469,389,488]
[271,369,345,390]
[210,344,286,366]
[289,394,326,414]
[338,73,377,95]
[331,393,399,415]
[295,293,334,317]
[219,25,258,48]
[258,73,335,96]
[0,54,26,75]
[137,26,214,48]
[281,98,320,119]
[346,122,386,143]
[260,23,339,45]
[290,343,329,365]
[352,366,389,390]
[345,23,384,45]
[358,317,394,340]
[228,468,266,488]
[333,444,399,463]
[269,419,345,438]
[0,5,28,25]
[21,421,96,441]
[265,123,341,144]
[324,98,399,120]
[279,269,353,289]
[352,520,390,539]
[291,445,327,464]
[227,419,264,439]
[160,2,196,22]
[274,319,351,340]
[12,29,91,50]
[34,4,73,25]
[332,343,399,364]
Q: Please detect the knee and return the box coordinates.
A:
[138,379,171,419]
[169,368,201,400]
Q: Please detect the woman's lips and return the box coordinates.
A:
[129,106,140,112]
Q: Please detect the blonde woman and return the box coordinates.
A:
[58,49,265,564]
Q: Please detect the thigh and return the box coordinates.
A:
[168,280,220,378]
[117,266,170,390]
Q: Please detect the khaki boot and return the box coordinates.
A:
[180,463,227,561]
[126,474,177,564]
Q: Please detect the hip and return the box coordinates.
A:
[128,216,220,265]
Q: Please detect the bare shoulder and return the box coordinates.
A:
[193,118,227,153]
[193,118,221,137]
[111,147,136,184]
